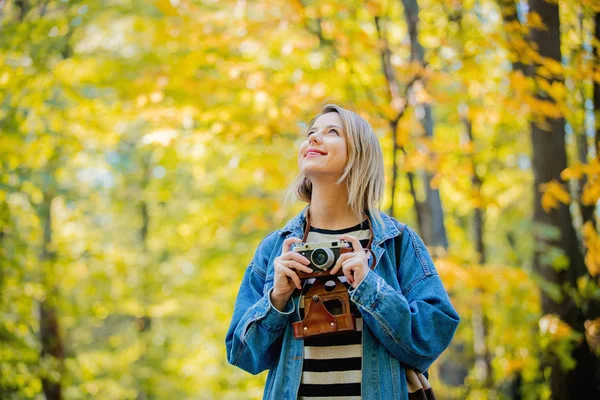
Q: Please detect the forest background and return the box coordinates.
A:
[1,0,600,399]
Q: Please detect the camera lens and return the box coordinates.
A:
[311,248,334,270]
[314,250,327,265]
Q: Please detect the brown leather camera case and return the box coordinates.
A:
[292,277,356,339]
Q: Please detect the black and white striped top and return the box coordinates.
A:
[297,220,371,400]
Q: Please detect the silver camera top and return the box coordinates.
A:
[291,239,351,252]
[291,239,352,270]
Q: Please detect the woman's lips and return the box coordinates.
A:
[304,147,327,157]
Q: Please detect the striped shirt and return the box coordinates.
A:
[297,220,371,400]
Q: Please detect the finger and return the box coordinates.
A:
[285,259,313,274]
[273,264,288,282]
[284,267,302,290]
[363,249,373,266]
[282,237,303,253]
[275,264,298,287]
[277,254,311,273]
[342,263,354,284]
[284,251,311,266]
[330,253,354,275]
[275,258,310,276]
[342,252,366,268]
[276,270,288,281]
[338,234,363,252]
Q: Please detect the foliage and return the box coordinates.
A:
[1,0,599,399]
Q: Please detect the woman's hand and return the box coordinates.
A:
[270,237,312,311]
[329,234,370,289]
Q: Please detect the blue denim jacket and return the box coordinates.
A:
[226,206,460,400]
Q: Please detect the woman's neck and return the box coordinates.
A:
[307,182,363,230]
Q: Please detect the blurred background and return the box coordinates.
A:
[1,0,600,399]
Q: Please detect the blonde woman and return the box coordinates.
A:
[226,104,459,400]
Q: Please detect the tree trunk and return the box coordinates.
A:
[576,124,595,230]
[575,7,595,232]
[135,156,153,400]
[595,12,600,158]
[389,119,400,217]
[452,1,492,384]
[462,115,492,387]
[0,199,7,308]
[373,15,415,223]
[39,192,63,400]
[400,0,448,251]
[497,2,531,395]
[528,1,599,398]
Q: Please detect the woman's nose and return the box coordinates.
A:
[309,131,321,144]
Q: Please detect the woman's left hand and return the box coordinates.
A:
[329,234,370,289]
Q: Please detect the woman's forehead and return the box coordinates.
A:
[311,112,343,128]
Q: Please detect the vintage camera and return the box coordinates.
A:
[291,239,353,278]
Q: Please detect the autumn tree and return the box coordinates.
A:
[528,0,599,398]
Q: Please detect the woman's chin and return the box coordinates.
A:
[301,171,344,183]
[300,167,326,177]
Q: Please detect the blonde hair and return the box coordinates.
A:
[285,104,384,226]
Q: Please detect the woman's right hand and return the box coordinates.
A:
[270,237,313,311]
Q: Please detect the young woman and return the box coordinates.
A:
[226,104,460,400]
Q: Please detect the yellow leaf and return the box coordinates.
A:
[540,57,563,77]
[584,318,600,355]
[582,179,600,205]
[539,314,575,340]
[583,159,600,176]
[593,69,600,84]
[582,221,600,277]
[527,12,547,30]
[560,164,584,180]
[540,180,571,212]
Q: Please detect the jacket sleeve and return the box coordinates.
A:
[348,226,460,373]
[225,232,295,375]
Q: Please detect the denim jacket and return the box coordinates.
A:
[226,206,460,400]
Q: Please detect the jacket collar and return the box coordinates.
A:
[279,204,400,246]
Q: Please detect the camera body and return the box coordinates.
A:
[291,239,353,278]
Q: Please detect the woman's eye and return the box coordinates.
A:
[306,129,338,136]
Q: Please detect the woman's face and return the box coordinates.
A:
[298,112,348,180]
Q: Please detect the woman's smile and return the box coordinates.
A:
[304,147,328,157]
